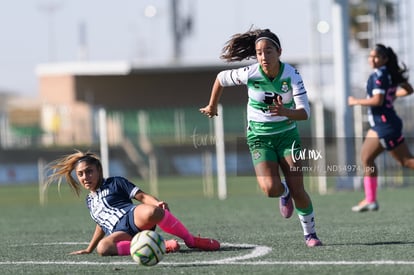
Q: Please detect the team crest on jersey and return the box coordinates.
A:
[252,150,262,160]
[281,81,289,93]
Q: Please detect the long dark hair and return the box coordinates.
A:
[220,28,281,62]
[375,43,409,85]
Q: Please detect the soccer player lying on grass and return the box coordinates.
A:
[44,150,220,256]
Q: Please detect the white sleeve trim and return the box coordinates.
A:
[372,88,385,95]
[130,186,140,199]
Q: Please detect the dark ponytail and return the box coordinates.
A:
[375,43,409,84]
[220,28,281,62]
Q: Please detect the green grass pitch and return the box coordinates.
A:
[1,176,414,274]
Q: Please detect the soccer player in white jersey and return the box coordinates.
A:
[200,28,322,247]
[45,151,220,256]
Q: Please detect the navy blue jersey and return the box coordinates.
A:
[366,65,399,129]
[86,176,140,235]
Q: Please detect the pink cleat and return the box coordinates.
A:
[187,236,220,251]
[279,193,294,218]
[305,233,323,247]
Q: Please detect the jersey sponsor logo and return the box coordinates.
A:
[263,92,277,105]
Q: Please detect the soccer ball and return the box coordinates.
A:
[130,230,166,266]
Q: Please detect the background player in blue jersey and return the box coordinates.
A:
[45,151,220,256]
[349,44,414,212]
[200,28,322,247]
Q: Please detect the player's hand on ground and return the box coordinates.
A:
[70,249,91,255]
[200,105,218,118]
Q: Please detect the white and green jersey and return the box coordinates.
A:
[217,62,310,135]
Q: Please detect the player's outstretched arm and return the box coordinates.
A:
[134,190,170,211]
[200,78,224,118]
[70,224,105,255]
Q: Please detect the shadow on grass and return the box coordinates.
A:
[329,241,414,246]
[177,245,253,254]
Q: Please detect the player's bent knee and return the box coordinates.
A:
[96,241,115,256]
[135,204,164,223]
[259,184,283,197]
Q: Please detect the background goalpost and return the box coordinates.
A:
[214,104,227,200]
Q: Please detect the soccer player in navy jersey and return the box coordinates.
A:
[200,28,322,247]
[349,44,414,212]
[45,151,220,256]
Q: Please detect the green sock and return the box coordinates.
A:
[295,203,313,216]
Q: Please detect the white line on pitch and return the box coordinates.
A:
[7,242,414,266]
[2,261,414,266]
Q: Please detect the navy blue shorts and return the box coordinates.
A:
[378,132,405,151]
[373,116,404,151]
[112,206,156,236]
[112,207,140,236]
